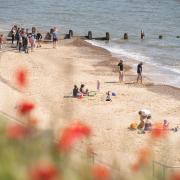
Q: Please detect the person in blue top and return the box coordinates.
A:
[52,27,58,48]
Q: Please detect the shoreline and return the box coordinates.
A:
[0,25,179,89]
[85,39,180,89]
[79,38,180,91]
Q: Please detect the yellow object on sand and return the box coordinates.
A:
[130,122,138,130]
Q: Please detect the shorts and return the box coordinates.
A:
[53,38,58,42]
[119,70,124,74]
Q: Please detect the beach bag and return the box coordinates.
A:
[112,92,116,96]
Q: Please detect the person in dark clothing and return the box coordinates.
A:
[36,32,42,48]
[22,35,29,53]
[118,60,124,82]
[73,85,79,97]
[15,28,20,47]
[18,34,23,52]
[137,62,143,84]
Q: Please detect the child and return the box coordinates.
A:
[106,91,112,101]
[163,120,169,130]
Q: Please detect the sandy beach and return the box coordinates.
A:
[0,38,180,175]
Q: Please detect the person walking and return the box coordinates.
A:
[29,33,36,52]
[137,62,143,84]
[0,34,4,49]
[117,60,124,82]
[11,27,16,44]
[18,33,23,52]
[52,27,58,48]
[15,28,20,48]
[36,32,42,48]
[22,34,29,53]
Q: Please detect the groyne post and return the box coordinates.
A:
[106,32,110,40]
[124,33,128,40]
[141,30,145,39]
[69,30,73,39]
[88,31,92,40]
[159,35,163,39]
[32,27,36,33]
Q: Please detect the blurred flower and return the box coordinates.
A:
[30,163,59,180]
[131,147,151,172]
[170,171,180,180]
[131,163,140,172]
[17,101,35,115]
[16,68,28,88]
[138,147,151,165]
[29,117,39,127]
[151,123,168,139]
[6,123,30,139]
[58,121,91,151]
[93,164,111,180]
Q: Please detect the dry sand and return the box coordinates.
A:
[0,38,180,175]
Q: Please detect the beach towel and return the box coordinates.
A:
[64,91,97,98]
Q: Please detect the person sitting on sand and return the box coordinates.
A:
[138,109,151,129]
[73,85,79,97]
[80,84,89,96]
[163,119,169,130]
[106,91,112,101]
[144,116,152,131]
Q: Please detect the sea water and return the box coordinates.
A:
[0,0,179,87]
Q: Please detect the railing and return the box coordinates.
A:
[153,161,180,180]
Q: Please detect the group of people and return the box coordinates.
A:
[73,84,89,97]
[0,25,59,52]
[129,109,179,134]
[10,25,43,53]
[117,60,143,84]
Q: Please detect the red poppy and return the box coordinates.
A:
[29,117,39,127]
[151,123,168,139]
[138,147,151,165]
[30,163,59,180]
[131,162,140,172]
[58,121,91,151]
[6,123,30,139]
[93,164,111,180]
[16,68,28,88]
[17,101,35,115]
[131,147,151,172]
[170,172,180,180]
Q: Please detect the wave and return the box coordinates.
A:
[86,39,180,88]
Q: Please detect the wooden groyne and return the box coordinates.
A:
[3,26,180,42]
